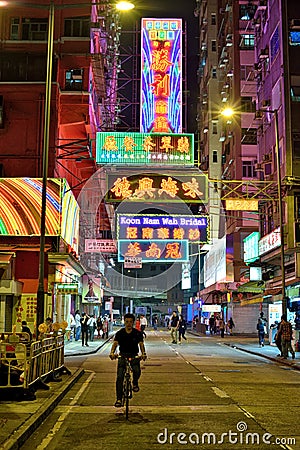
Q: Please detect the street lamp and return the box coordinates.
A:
[1,1,135,333]
[221,107,287,315]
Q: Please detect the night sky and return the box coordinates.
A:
[120,0,199,133]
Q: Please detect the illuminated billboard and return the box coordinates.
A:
[116,214,209,244]
[106,172,207,203]
[0,178,79,253]
[96,132,193,165]
[118,239,189,263]
[140,18,182,133]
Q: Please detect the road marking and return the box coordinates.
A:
[36,371,95,449]
[211,387,230,398]
[54,404,240,414]
[203,375,212,381]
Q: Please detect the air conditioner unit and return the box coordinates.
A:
[290,19,300,29]
[263,153,272,162]
[262,99,271,108]
[259,47,269,59]
[254,163,263,171]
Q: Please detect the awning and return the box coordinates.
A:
[0,252,15,268]
[237,280,265,293]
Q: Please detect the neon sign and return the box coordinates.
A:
[141,18,182,133]
[106,172,207,203]
[96,132,193,165]
[118,239,189,263]
[116,214,209,244]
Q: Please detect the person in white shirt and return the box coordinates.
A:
[140,314,147,338]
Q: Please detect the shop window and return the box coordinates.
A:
[65,69,83,91]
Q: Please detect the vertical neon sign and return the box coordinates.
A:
[140,18,182,134]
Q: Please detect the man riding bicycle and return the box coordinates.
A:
[109,313,147,407]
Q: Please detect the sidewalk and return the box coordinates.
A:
[188,330,300,370]
[0,332,299,450]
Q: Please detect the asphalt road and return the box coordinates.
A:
[20,330,299,450]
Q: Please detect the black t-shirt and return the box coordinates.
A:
[114,327,143,355]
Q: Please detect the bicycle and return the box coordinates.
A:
[119,355,141,420]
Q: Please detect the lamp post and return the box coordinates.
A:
[221,107,287,316]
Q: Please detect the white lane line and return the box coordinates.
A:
[203,375,212,381]
[36,371,95,449]
[211,387,230,398]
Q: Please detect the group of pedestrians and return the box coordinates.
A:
[169,311,187,344]
[262,314,296,359]
[208,315,234,337]
[71,311,109,346]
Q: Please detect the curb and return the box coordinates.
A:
[223,342,300,371]
[1,368,84,450]
[64,335,114,357]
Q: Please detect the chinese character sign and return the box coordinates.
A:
[141,18,182,133]
[117,214,209,244]
[118,239,189,263]
[96,132,193,165]
[106,172,207,203]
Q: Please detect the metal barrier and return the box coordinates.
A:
[0,333,68,395]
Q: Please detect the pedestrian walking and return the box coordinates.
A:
[69,313,76,341]
[228,317,235,335]
[74,310,81,341]
[257,318,265,347]
[80,312,89,347]
[87,314,97,341]
[140,314,147,338]
[102,316,109,339]
[170,311,179,344]
[278,314,295,359]
[178,315,187,343]
[219,318,225,338]
[209,316,215,334]
[96,316,103,338]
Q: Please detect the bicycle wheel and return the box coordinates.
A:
[125,378,131,419]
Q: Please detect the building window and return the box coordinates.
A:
[241,128,257,145]
[10,18,20,40]
[211,14,216,25]
[241,97,256,112]
[295,193,300,220]
[212,67,217,78]
[293,138,300,159]
[212,151,218,163]
[65,69,83,91]
[212,121,218,134]
[242,160,256,178]
[239,34,255,49]
[240,65,255,81]
[64,17,90,37]
[20,18,48,40]
[211,40,217,52]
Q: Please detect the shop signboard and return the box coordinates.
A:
[96,132,193,166]
[106,171,207,203]
[116,213,209,244]
[118,239,189,263]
